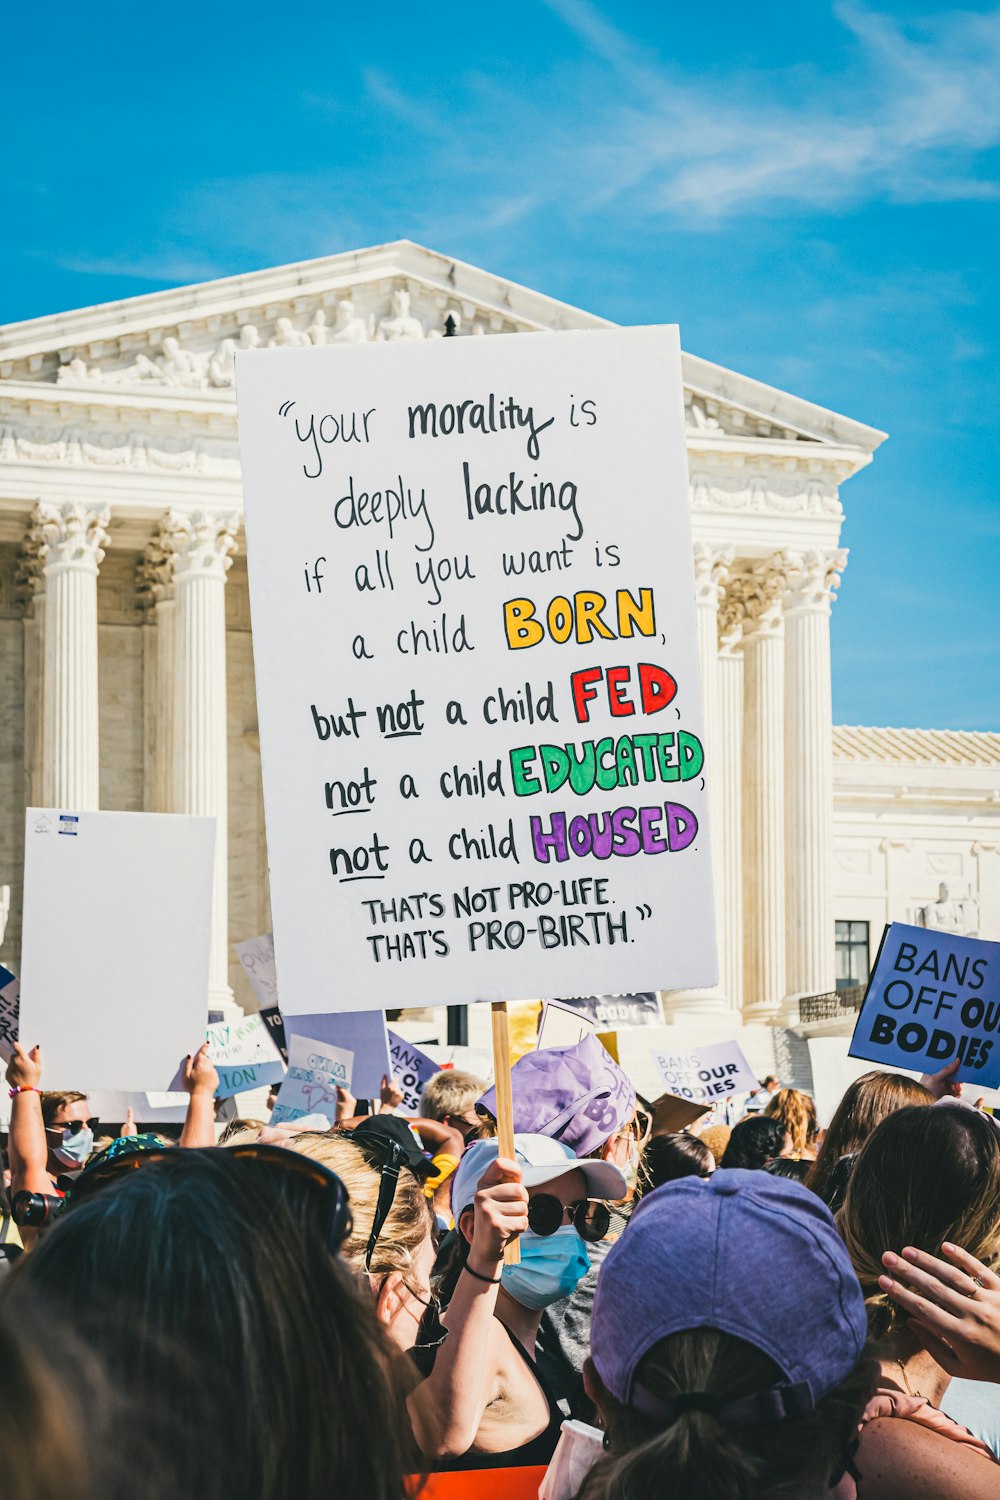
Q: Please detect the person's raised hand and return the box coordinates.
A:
[470,1157,529,1271]
[880,1243,1000,1382]
[921,1056,963,1100]
[6,1041,42,1092]
[121,1107,137,1137]
[379,1074,403,1113]
[335,1084,357,1123]
[182,1042,219,1097]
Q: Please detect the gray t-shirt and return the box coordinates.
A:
[940,1378,1000,1458]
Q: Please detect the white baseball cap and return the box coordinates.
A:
[450,1132,627,1224]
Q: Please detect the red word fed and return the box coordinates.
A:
[571,662,677,723]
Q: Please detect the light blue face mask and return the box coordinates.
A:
[52,1126,94,1169]
[501,1227,591,1310]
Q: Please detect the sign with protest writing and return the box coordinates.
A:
[849,923,1000,1086]
[205,1013,285,1097]
[554,991,663,1031]
[236,326,715,1014]
[0,966,18,1062]
[19,809,215,1091]
[235,933,278,1008]
[653,1039,758,1104]
[258,1005,288,1063]
[270,1033,354,1125]
[285,1010,391,1099]
[388,1029,440,1114]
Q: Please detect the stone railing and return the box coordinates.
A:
[799,985,865,1024]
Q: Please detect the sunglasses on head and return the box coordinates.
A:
[527,1193,611,1243]
[47,1118,99,1137]
[69,1142,352,1253]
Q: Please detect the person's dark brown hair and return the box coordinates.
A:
[4,1149,415,1500]
[580,1328,872,1500]
[806,1071,932,1204]
[839,1103,1000,1341]
[40,1089,87,1129]
[638,1133,713,1195]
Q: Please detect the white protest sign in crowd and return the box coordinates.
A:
[387,1029,440,1114]
[235,326,716,1017]
[652,1039,759,1105]
[18,810,216,1091]
[850,922,1000,1086]
[204,1014,285,1097]
[270,1034,354,1125]
[235,933,279,1008]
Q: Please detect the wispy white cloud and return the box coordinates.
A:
[361,0,1000,225]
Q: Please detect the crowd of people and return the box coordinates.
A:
[3,1028,1000,1499]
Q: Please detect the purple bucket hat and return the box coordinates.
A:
[477,1032,636,1157]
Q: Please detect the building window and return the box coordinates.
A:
[835,921,870,990]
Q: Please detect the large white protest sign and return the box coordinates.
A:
[849,922,1000,1087]
[271,1033,354,1125]
[205,1014,285,1096]
[19,809,215,1091]
[235,326,715,1015]
[388,1029,440,1114]
[652,1039,758,1105]
[0,965,18,1062]
[284,1009,391,1099]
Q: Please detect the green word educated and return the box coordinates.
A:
[510,732,704,797]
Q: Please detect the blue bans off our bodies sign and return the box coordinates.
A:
[849,923,1000,1087]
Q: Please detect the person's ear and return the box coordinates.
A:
[375,1270,405,1327]
[583,1357,609,1420]
[459,1205,476,1247]
[600,1136,616,1164]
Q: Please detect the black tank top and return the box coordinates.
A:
[429,1325,565,1471]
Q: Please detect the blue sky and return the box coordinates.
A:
[7,1,999,729]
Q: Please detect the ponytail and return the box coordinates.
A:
[579,1330,872,1500]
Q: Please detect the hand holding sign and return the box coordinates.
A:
[271,1034,354,1126]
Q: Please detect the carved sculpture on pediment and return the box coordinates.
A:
[913,881,980,937]
[328,298,370,344]
[268,317,312,348]
[376,288,425,341]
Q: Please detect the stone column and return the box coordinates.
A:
[663,543,735,1017]
[30,502,110,809]
[715,593,745,1014]
[18,526,47,807]
[783,550,847,1011]
[164,510,239,1011]
[139,542,178,814]
[732,557,789,1022]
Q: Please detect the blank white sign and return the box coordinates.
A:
[19,809,215,1091]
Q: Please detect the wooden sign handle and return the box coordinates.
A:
[491,1001,521,1266]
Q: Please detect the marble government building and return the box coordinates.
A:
[0,241,997,1034]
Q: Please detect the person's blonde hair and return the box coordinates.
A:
[839,1104,1000,1341]
[763,1089,817,1157]
[419,1069,485,1122]
[287,1132,433,1283]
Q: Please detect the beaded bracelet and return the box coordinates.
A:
[8,1086,41,1098]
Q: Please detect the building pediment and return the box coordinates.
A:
[0,240,884,459]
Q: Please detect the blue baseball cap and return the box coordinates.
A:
[591,1171,866,1419]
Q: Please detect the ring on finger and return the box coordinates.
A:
[971,1275,985,1295]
